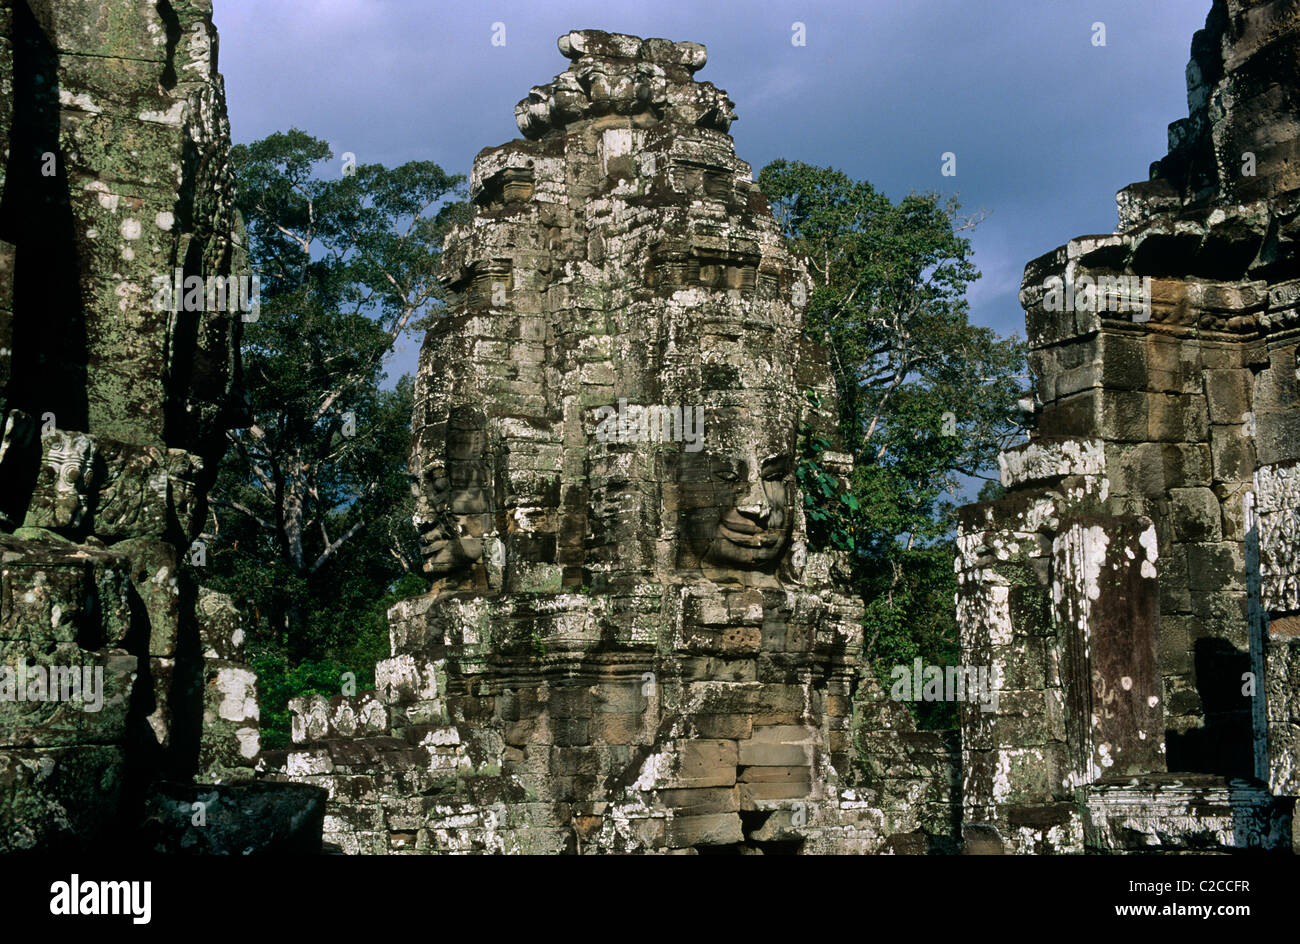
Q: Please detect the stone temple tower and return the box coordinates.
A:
[283,29,941,854]
[954,0,1300,853]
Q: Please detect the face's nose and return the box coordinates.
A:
[449,488,487,514]
[735,471,770,524]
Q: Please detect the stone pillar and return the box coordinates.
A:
[1253,460,1300,797]
[956,439,1108,853]
[1053,515,1163,785]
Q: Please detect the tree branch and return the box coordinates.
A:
[211,498,277,533]
[309,519,365,575]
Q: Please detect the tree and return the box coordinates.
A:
[201,130,467,736]
[760,160,1027,726]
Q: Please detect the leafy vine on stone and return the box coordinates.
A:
[796,389,859,554]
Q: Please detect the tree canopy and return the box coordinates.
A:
[201,130,467,744]
[760,160,1027,725]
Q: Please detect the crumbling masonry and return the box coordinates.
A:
[0,0,322,852]
[955,0,1300,852]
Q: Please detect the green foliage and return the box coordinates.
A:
[250,653,351,752]
[203,129,466,742]
[977,479,1008,503]
[761,160,1027,729]
[796,390,858,553]
[859,544,962,729]
[249,550,429,749]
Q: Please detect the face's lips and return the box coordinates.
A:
[720,513,762,534]
[720,531,767,549]
[420,524,454,552]
[423,544,454,565]
[421,535,463,576]
[717,520,784,549]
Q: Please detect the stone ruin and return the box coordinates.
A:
[0,0,321,852]
[6,0,1298,857]
[279,28,956,854]
[282,10,1300,855]
[955,0,1300,852]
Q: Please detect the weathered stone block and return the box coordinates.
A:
[138,781,326,854]
[1099,389,1149,441]
[691,713,753,739]
[1210,424,1255,486]
[665,811,743,847]
[1205,368,1251,423]
[667,739,737,788]
[0,745,125,852]
[1170,487,1224,542]
[658,786,740,815]
[1148,392,1208,443]
[739,780,813,806]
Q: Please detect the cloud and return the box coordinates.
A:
[213,0,1213,367]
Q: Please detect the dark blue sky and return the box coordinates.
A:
[214,0,1211,380]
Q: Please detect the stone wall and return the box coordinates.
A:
[955,0,1299,853]
[0,0,321,852]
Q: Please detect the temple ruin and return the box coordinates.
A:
[281,9,1300,854]
[278,28,947,854]
[0,0,321,852]
[955,0,1300,852]
[3,0,1298,855]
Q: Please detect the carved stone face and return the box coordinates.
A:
[413,409,492,578]
[677,410,794,570]
[26,431,96,531]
